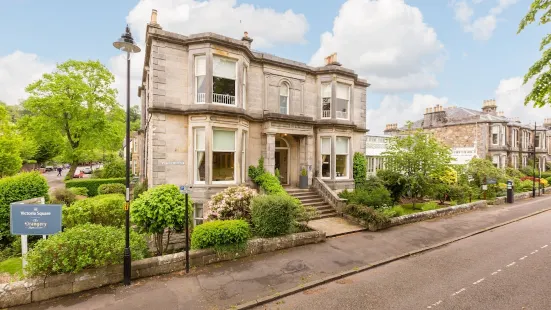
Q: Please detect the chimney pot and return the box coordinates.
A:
[241,31,253,49]
[151,9,158,24]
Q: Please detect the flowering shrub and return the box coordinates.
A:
[205,186,257,222]
[520,176,548,187]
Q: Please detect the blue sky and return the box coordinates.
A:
[0,0,548,133]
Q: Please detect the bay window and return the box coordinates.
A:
[336,137,349,177]
[242,131,247,182]
[194,128,206,183]
[336,83,350,120]
[491,126,499,145]
[280,83,289,114]
[321,83,331,119]
[194,203,204,226]
[243,67,247,109]
[212,129,235,182]
[195,55,206,103]
[213,56,236,105]
[321,137,331,178]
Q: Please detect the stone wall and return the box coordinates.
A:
[0,231,325,309]
[425,123,488,158]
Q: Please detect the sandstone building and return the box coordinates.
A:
[137,10,369,209]
[384,100,550,171]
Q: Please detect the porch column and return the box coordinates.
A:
[265,133,276,174]
[307,135,314,185]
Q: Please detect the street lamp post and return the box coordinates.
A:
[532,122,537,198]
[113,26,141,286]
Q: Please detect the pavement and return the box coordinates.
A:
[306,217,364,237]
[10,194,551,310]
[260,204,551,310]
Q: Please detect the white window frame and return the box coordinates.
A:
[512,156,518,169]
[241,131,247,183]
[336,83,350,120]
[194,127,206,184]
[194,203,204,226]
[212,55,237,106]
[194,55,206,104]
[321,83,331,119]
[512,129,518,148]
[242,66,247,109]
[279,82,290,115]
[491,125,499,145]
[492,155,500,167]
[320,136,331,179]
[335,136,349,179]
[212,128,237,184]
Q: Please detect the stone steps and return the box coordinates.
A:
[286,188,338,219]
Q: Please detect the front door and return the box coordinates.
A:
[275,149,289,185]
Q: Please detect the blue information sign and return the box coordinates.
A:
[10,204,62,236]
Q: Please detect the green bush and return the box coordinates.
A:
[376,170,406,203]
[339,184,392,209]
[65,178,125,196]
[68,187,88,196]
[343,204,390,230]
[63,194,125,228]
[251,195,299,237]
[25,224,148,276]
[255,172,286,195]
[191,220,251,250]
[248,156,265,182]
[98,183,126,195]
[133,178,148,199]
[101,158,125,178]
[0,172,49,247]
[91,168,104,179]
[448,184,472,204]
[51,188,77,206]
[131,184,193,255]
[430,182,450,204]
[353,152,367,187]
[519,180,534,192]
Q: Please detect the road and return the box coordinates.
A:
[41,164,102,193]
[258,210,551,310]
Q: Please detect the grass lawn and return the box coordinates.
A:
[0,257,23,278]
[382,201,442,217]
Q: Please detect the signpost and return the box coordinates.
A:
[179,185,192,274]
[486,178,497,185]
[10,202,62,269]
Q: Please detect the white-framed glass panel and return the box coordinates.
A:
[336,137,349,178]
[195,55,206,103]
[492,155,499,167]
[242,67,247,109]
[321,83,331,119]
[194,203,204,226]
[512,129,518,148]
[212,129,236,183]
[491,126,499,145]
[241,131,247,183]
[213,56,237,105]
[336,83,350,120]
[500,126,505,145]
[536,134,540,148]
[279,83,289,114]
[522,156,527,167]
[321,137,331,178]
[512,156,518,169]
[194,128,206,183]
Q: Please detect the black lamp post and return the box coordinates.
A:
[113,25,141,286]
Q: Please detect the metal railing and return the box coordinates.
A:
[322,110,331,118]
[196,92,206,103]
[213,93,236,105]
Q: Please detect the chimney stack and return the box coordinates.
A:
[241,31,253,49]
[149,9,162,28]
[324,53,341,66]
[482,99,497,115]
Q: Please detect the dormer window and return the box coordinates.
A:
[279,83,289,114]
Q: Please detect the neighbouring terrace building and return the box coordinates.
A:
[138,10,369,209]
[384,100,550,171]
[365,134,390,176]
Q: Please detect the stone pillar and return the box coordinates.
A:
[206,52,213,104]
[307,135,314,185]
[265,133,276,174]
[331,79,336,119]
[331,135,336,180]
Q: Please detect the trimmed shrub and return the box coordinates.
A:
[98,183,126,195]
[251,195,299,237]
[68,187,88,196]
[353,152,367,187]
[91,168,104,179]
[63,194,125,228]
[131,184,193,256]
[339,183,392,209]
[344,204,390,230]
[255,172,285,195]
[205,186,257,222]
[248,156,265,182]
[0,172,49,247]
[65,178,125,196]
[449,184,472,204]
[51,188,77,206]
[191,220,251,250]
[101,158,125,178]
[25,224,148,276]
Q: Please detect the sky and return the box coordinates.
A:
[1,0,550,134]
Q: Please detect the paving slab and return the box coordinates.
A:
[307,216,364,237]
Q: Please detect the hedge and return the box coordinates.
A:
[251,195,298,237]
[98,183,126,195]
[191,219,251,250]
[63,194,125,228]
[0,172,49,247]
[65,178,125,196]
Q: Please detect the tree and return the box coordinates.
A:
[383,124,452,204]
[0,104,23,176]
[353,152,367,187]
[130,105,141,131]
[22,60,125,177]
[517,1,551,107]
[465,158,505,199]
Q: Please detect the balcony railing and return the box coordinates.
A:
[322,110,331,118]
[213,93,236,105]
[196,92,206,103]
[280,107,288,114]
[336,110,348,119]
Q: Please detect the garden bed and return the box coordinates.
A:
[0,230,325,308]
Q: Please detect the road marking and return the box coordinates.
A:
[531,250,538,254]
[491,271,498,275]
[451,288,466,296]
[473,278,485,285]
[427,300,443,308]
[520,256,527,260]
[506,262,516,267]
[541,245,548,249]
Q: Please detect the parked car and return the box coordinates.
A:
[45,166,54,172]
[82,167,93,174]
[73,170,83,178]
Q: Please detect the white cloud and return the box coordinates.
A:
[367,94,449,134]
[310,0,446,92]
[111,0,310,106]
[0,51,54,105]
[453,0,519,41]
[495,76,551,125]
